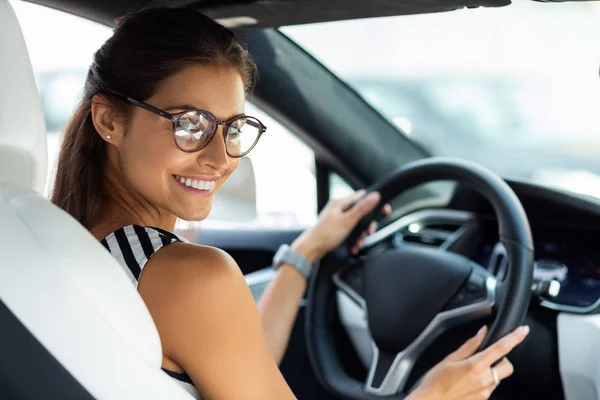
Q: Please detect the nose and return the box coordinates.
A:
[196,126,232,171]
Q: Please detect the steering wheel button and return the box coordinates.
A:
[466,282,478,293]
[469,272,485,286]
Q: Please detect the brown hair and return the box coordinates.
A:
[51,8,258,227]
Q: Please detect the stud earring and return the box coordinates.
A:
[106,135,112,140]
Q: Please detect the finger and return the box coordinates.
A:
[338,189,366,211]
[351,241,364,255]
[351,239,364,252]
[353,232,367,247]
[471,359,513,399]
[368,221,378,235]
[473,326,529,366]
[494,357,514,381]
[382,203,392,215]
[348,191,381,220]
[357,238,365,249]
[350,232,366,254]
[445,326,487,362]
[460,362,507,400]
[350,237,364,254]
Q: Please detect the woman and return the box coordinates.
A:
[51,8,529,400]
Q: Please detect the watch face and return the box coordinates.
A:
[274,244,289,264]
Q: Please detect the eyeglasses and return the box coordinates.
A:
[107,92,266,157]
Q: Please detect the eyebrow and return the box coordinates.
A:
[164,104,199,112]
[163,104,247,121]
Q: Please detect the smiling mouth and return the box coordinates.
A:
[173,175,217,191]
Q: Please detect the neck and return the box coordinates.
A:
[88,165,177,239]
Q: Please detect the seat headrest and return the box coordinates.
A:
[0,0,47,193]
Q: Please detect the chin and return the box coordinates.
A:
[176,205,212,222]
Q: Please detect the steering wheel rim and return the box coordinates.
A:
[305,157,534,400]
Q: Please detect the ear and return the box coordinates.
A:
[90,94,126,146]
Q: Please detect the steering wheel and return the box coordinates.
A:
[305,158,534,399]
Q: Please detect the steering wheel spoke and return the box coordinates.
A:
[333,261,367,309]
[364,268,496,397]
[365,344,410,396]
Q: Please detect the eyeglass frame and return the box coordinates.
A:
[103,91,267,157]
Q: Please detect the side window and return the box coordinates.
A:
[329,172,354,200]
[14,0,317,229]
[203,103,318,229]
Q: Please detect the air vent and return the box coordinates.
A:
[394,221,464,248]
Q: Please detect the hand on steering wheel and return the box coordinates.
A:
[411,325,529,400]
[293,190,391,262]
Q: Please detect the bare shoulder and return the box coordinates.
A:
[138,241,247,305]
[137,240,251,326]
[137,241,254,367]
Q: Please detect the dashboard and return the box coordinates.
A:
[450,178,600,313]
[472,223,600,310]
[359,177,600,313]
[340,205,600,314]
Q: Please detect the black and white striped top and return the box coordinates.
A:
[100,225,187,286]
[101,225,201,399]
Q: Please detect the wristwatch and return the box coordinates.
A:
[272,244,313,280]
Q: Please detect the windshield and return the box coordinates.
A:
[282,1,600,199]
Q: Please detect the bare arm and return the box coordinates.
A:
[256,190,385,364]
[255,238,319,364]
[138,243,295,400]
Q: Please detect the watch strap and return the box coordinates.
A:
[273,244,312,279]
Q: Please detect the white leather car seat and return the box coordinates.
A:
[0,0,193,398]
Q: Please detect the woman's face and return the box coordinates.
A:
[115,64,245,221]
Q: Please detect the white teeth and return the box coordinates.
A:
[175,175,216,191]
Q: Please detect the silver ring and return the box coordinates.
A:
[491,367,500,386]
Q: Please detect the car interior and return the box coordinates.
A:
[2,0,600,399]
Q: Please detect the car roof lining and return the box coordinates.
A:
[26,0,512,28]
